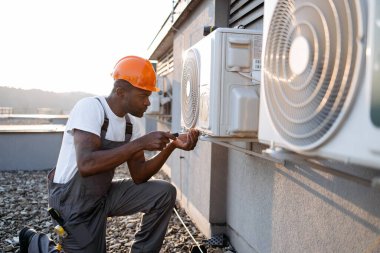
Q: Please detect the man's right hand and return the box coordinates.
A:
[137,131,177,151]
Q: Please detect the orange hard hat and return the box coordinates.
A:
[112,55,159,92]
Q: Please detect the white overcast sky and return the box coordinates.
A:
[0,0,172,95]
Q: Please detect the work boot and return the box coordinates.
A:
[19,227,37,253]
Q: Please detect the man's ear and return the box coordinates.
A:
[115,86,126,97]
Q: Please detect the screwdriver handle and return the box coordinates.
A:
[48,208,64,226]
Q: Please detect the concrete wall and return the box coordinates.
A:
[162,0,232,237]
[0,132,63,171]
[154,0,380,252]
[224,148,380,253]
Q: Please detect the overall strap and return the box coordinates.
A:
[94,97,133,139]
[95,97,109,140]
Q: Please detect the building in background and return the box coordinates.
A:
[147,1,380,252]
[0,107,13,115]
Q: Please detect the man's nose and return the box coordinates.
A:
[145,98,151,106]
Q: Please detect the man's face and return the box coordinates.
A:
[123,85,152,117]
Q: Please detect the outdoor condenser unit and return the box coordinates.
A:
[259,0,380,169]
[181,28,262,137]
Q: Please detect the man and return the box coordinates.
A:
[20,55,199,253]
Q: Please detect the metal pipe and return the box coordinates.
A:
[200,136,377,188]
[199,136,284,164]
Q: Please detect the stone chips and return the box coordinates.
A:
[0,165,221,253]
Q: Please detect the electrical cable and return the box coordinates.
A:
[237,71,260,84]
[151,175,204,252]
[173,207,205,253]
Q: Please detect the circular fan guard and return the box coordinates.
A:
[264,0,365,149]
[181,49,200,128]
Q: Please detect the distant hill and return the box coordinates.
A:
[0,86,95,114]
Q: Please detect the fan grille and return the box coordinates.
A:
[264,0,364,149]
[181,49,200,128]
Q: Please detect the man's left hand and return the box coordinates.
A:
[172,129,200,151]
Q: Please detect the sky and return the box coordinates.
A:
[0,0,173,96]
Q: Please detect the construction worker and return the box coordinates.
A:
[19,55,199,253]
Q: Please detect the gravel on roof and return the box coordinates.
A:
[0,164,225,253]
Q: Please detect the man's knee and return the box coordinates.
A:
[157,181,177,206]
[167,183,177,204]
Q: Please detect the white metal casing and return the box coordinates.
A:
[181,28,262,137]
[259,0,380,169]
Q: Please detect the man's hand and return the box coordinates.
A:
[137,131,177,151]
[127,129,199,183]
[171,128,200,151]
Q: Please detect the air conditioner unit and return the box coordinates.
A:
[181,28,262,137]
[259,0,380,169]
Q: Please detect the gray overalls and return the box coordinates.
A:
[44,98,176,253]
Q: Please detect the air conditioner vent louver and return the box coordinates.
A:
[264,0,363,149]
[181,49,200,128]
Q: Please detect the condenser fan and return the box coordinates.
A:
[264,0,365,149]
[181,49,200,128]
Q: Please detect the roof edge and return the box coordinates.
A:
[147,0,203,60]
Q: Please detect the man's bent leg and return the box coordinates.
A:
[61,219,107,253]
[106,179,177,253]
[28,234,58,253]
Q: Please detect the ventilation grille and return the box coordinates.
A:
[264,0,364,149]
[181,49,200,128]
[157,50,174,76]
[229,0,264,29]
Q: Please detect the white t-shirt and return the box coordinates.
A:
[54,96,144,184]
